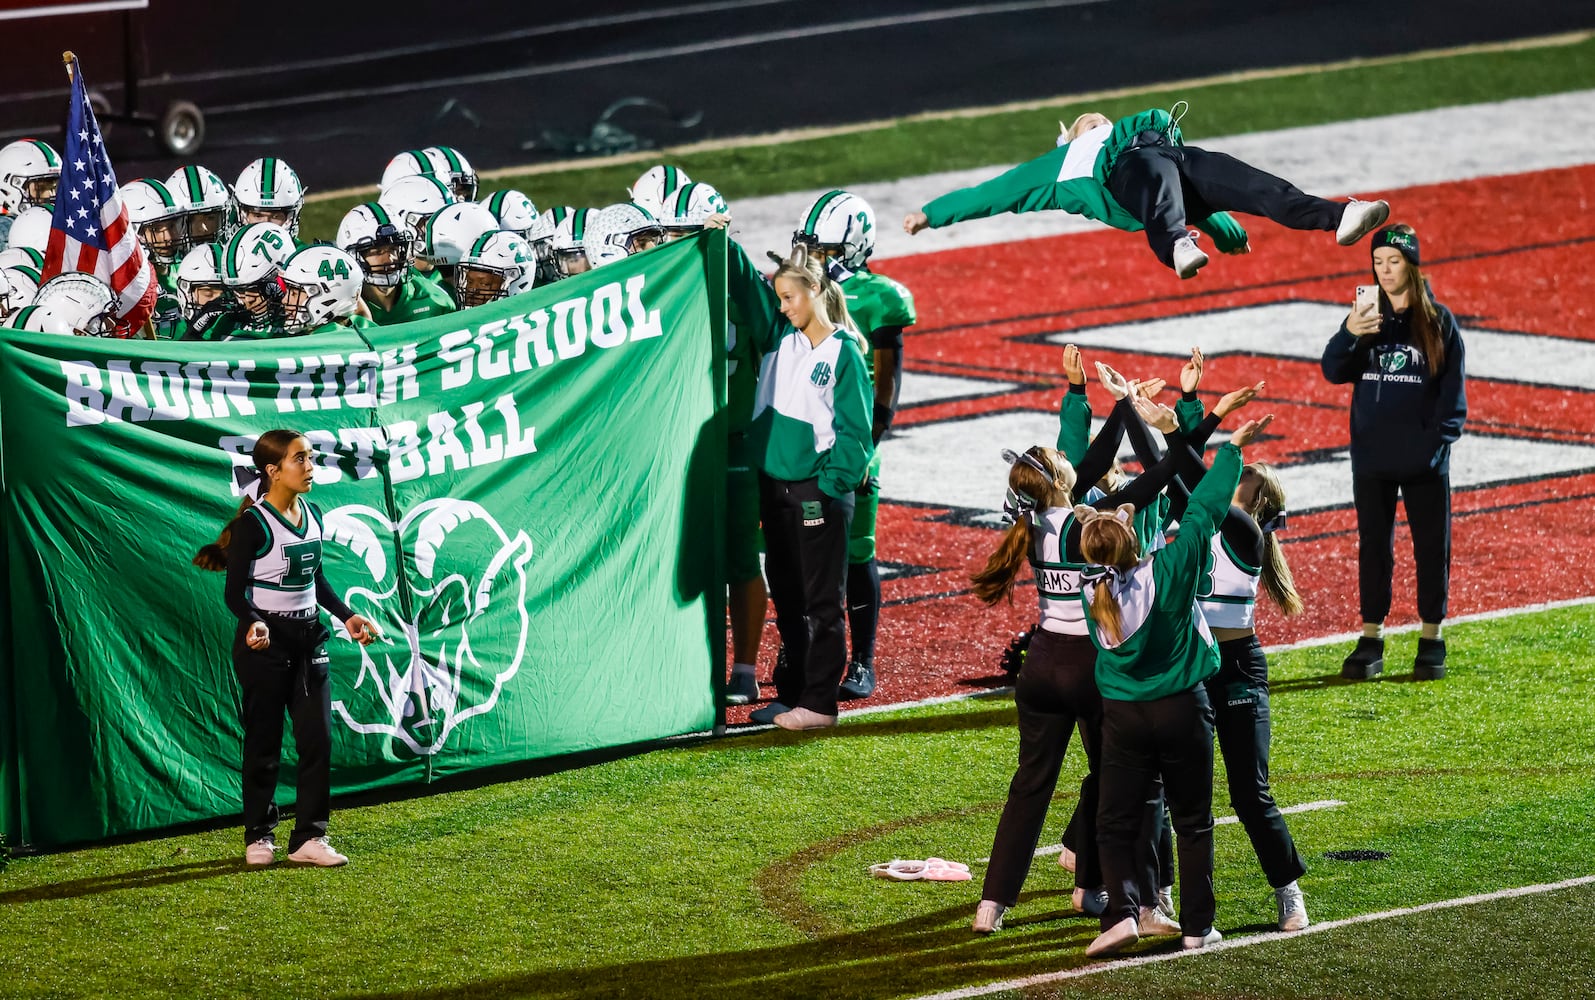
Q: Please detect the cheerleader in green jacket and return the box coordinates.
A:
[904,106,1390,279]
[1077,406,1274,957]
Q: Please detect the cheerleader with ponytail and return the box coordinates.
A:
[968,359,1212,937]
[1078,393,1273,958]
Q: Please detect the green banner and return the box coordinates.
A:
[0,231,729,848]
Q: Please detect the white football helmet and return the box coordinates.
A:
[336,201,413,288]
[6,207,54,255]
[175,242,228,319]
[2,263,41,311]
[455,231,535,307]
[32,272,118,337]
[9,304,79,336]
[121,178,188,265]
[659,181,730,237]
[584,202,663,268]
[480,189,538,239]
[233,157,306,239]
[628,164,690,216]
[381,146,477,202]
[222,222,293,325]
[794,189,876,271]
[280,244,364,333]
[165,165,231,248]
[0,139,62,214]
[0,246,45,272]
[546,207,593,280]
[529,205,570,283]
[377,174,456,239]
[0,266,33,317]
[415,201,500,268]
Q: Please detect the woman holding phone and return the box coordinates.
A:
[1321,224,1466,680]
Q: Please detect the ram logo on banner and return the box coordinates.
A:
[325,500,534,755]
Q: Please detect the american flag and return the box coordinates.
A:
[42,55,155,335]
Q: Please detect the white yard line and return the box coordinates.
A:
[723,88,1595,262]
[907,874,1595,1000]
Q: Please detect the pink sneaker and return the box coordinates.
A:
[287,837,348,867]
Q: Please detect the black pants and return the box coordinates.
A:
[1097,687,1217,936]
[1106,143,1344,269]
[760,474,854,716]
[1353,469,1452,624]
[1061,777,1173,898]
[982,631,1102,907]
[234,613,333,850]
[1207,635,1307,889]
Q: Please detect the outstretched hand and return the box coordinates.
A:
[1180,347,1204,394]
[1061,344,1085,385]
[1096,362,1130,400]
[1215,380,1266,418]
[903,211,930,235]
[1136,377,1167,399]
[1230,414,1274,448]
[1131,393,1178,433]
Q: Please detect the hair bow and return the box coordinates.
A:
[1259,509,1288,534]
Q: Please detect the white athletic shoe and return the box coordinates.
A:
[244,837,277,869]
[1182,927,1223,950]
[972,900,1007,934]
[1336,198,1391,245]
[1156,884,1175,922]
[1138,905,1182,937]
[1058,845,1076,872]
[1171,236,1209,279]
[1276,882,1310,931]
[1086,917,1139,957]
[287,836,348,867]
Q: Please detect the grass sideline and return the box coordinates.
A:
[5,602,1594,999]
[294,33,1595,242]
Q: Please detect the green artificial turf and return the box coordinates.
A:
[4,603,1594,999]
[294,34,1595,243]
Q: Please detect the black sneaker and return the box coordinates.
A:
[839,660,876,700]
[1341,636,1385,680]
[1414,637,1447,680]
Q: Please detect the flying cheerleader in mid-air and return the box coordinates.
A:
[904,103,1389,279]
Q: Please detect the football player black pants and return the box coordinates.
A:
[233,611,334,850]
[1352,469,1452,624]
[1206,635,1308,889]
[1097,686,1217,937]
[983,630,1103,907]
[1107,143,1344,269]
[760,474,854,717]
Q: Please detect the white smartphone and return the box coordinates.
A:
[1354,284,1379,315]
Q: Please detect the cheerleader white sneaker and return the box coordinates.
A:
[972,900,1007,934]
[1276,882,1310,931]
[1336,198,1390,245]
[1057,845,1076,872]
[244,837,277,869]
[287,836,348,867]
[1182,927,1223,950]
[1138,905,1182,937]
[1086,917,1139,957]
[1171,236,1209,279]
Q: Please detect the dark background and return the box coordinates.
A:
[2,0,1590,191]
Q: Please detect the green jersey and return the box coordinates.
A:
[364,272,457,326]
[840,267,916,382]
[726,240,777,434]
[150,267,185,341]
[1083,443,1244,701]
[922,108,1248,252]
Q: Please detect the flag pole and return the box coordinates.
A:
[62,51,76,81]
